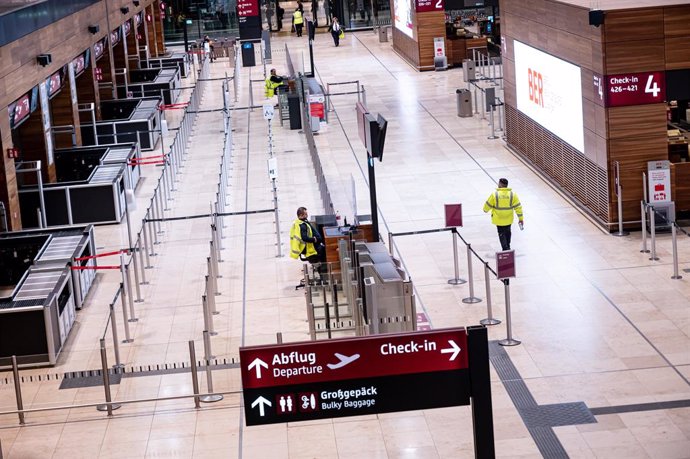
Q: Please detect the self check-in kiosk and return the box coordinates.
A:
[18,162,126,228]
[0,226,96,368]
[117,68,181,105]
[142,52,191,78]
[54,143,141,191]
[80,97,161,151]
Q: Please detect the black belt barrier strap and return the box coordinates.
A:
[145,208,274,223]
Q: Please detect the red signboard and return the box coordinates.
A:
[238,0,259,17]
[444,203,462,227]
[416,0,444,12]
[240,328,468,390]
[605,71,665,107]
[110,30,120,46]
[94,67,103,81]
[94,40,105,59]
[310,102,324,119]
[9,94,31,128]
[496,250,515,279]
[48,72,62,96]
[73,54,85,75]
[124,20,132,36]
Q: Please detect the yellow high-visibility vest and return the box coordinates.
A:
[293,10,304,25]
[483,188,523,226]
[289,219,317,259]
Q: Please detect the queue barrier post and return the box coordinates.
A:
[649,205,659,261]
[448,229,467,285]
[462,244,481,304]
[109,303,124,369]
[200,330,223,403]
[119,282,133,343]
[498,280,521,346]
[671,202,682,280]
[479,263,500,326]
[11,356,25,425]
[640,201,649,253]
[188,340,201,409]
[96,339,121,414]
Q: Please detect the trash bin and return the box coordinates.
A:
[378,27,388,42]
[456,89,472,117]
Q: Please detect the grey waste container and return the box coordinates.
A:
[456,89,472,117]
[378,27,388,42]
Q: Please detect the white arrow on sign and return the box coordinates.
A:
[251,396,272,416]
[440,340,461,361]
[248,357,268,379]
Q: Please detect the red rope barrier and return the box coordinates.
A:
[129,160,166,166]
[159,103,189,110]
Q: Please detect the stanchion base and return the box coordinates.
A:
[212,311,220,315]
[462,297,482,304]
[128,318,139,322]
[135,300,144,303]
[200,394,224,403]
[498,338,521,346]
[214,293,221,297]
[141,281,150,285]
[672,275,683,280]
[122,339,133,344]
[639,249,650,253]
[210,331,218,336]
[112,364,125,370]
[649,257,660,261]
[612,231,630,237]
[96,403,122,412]
[447,278,467,285]
[480,318,501,326]
[487,135,499,140]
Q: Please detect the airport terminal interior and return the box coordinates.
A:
[0,0,689,457]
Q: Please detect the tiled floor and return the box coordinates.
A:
[1,30,689,458]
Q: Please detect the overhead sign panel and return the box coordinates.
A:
[605,71,666,107]
[240,328,473,426]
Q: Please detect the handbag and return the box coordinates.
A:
[338,29,345,39]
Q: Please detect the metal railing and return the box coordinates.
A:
[388,226,520,346]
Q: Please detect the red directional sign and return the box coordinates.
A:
[240,328,468,390]
[605,71,666,107]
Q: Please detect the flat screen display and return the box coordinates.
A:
[394,0,414,38]
[9,93,30,129]
[48,71,62,97]
[514,40,584,153]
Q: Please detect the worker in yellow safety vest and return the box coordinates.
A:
[290,207,325,263]
[265,68,285,99]
[483,178,524,251]
[293,8,304,37]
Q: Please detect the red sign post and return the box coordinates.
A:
[240,327,495,457]
[496,250,516,279]
[444,203,463,227]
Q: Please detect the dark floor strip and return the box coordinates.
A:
[590,399,690,416]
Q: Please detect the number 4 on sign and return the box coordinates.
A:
[645,75,660,97]
[263,103,275,120]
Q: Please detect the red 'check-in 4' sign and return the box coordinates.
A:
[240,329,468,389]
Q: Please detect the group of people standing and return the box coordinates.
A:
[287,1,344,46]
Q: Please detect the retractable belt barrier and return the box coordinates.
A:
[158,102,189,110]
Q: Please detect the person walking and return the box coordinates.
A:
[482,178,524,251]
[329,17,342,46]
[293,6,304,36]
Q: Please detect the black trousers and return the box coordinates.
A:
[295,23,303,36]
[496,225,512,251]
[331,30,340,46]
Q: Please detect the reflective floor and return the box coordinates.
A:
[1,30,689,458]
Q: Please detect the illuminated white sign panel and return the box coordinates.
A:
[514,41,584,153]
[394,0,414,38]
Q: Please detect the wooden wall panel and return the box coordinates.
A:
[392,27,420,69]
[50,88,80,149]
[603,9,664,43]
[604,39,665,74]
[0,106,21,229]
[417,12,445,69]
[607,104,667,140]
[665,37,690,70]
[663,5,690,37]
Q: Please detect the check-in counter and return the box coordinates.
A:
[55,143,142,191]
[18,163,126,228]
[80,97,161,151]
[117,68,181,105]
[0,265,75,368]
[142,52,191,78]
[445,35,488,66]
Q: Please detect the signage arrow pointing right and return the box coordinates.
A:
[440,340,461,361]
[248,357,268,378]
[251,396,272,416]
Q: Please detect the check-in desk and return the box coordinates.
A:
[0,226,96,368]
[80,97,162,151]
[445,34,488,67]
[142,52,191,78]
[54,143,141,191]
[117,68,181,105]
[324,224,375,269]
[18,163,126,228]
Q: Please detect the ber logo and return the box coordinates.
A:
[528,68,544,107]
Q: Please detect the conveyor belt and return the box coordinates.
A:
[36,235,82,262]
